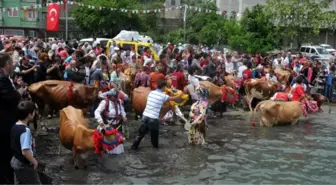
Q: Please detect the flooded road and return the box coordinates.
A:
[37,106,336,184]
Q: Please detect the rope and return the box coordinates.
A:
[68,82,73,105]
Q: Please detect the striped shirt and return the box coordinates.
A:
[143,89,169,119]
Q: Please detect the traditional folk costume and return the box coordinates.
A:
[94,88,126,155]
[271,84,319,116]
[188,87,209,145]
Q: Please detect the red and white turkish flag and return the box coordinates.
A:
[46,3,60,31]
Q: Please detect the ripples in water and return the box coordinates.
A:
[38,108,336,184]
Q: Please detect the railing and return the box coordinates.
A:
[20,18,45,28]
[20,0,37,2]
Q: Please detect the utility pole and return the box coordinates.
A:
[183,4,187,43]
[65,0,68,41]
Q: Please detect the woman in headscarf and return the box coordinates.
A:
[94,88,127,155]
[188,87,209,145]
[110,64,122,88]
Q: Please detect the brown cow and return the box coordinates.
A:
[253,100,303,127]
[120,67,137,97]
[28,80,98,111]
[224,75,238,91]
[28,80,99,131]
[59,106,94,169]
[244,79,280,111]
[198,81,238,105]
[309,93,331,113]
[274,68,293,85]
[183,81,238,116]
[132,87,188,121]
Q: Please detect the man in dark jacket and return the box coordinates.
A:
[66,60,86,83]
[0,53,21,184]
[203,59,217,78]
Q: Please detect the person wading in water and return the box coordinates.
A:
[131,79,183,150]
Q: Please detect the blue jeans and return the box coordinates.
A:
[324,84,333,100]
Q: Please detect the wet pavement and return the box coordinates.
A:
[36,105,336,184]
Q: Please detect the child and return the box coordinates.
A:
[325,68,334,100]
[10,101,41,184]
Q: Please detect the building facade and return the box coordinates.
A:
[0,0,47,37]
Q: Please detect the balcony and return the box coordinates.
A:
[21,0,37,2]
[20,18,45,28]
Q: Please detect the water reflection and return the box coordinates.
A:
[38,108,336,184]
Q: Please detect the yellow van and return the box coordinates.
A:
[105,40,159,61]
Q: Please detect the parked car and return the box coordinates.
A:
[320,44,336,54]
[299,45,333,64]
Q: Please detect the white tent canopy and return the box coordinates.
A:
[113,30,153,43]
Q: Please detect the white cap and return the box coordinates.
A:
[114,47,120,51]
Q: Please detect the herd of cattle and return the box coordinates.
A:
[24,67,330,168]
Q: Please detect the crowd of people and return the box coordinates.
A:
[0,36,335,184]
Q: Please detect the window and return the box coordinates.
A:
[137,45,145,55]
[28,10,36,19]
[8,8,18,17]
[316,48,329,54]
[171,0,176,6]
[23,9,37,21]
[310,48,316,53]
[28,30,35,37]
[300,47,306,52]
[305,47,310,53]
[121,44,135,51]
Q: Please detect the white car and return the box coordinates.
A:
[320,44,336,54]
[299,45,333,64]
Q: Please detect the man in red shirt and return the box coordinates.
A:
[291,76,305,102]
[242,62,253,85]
[149,64,165,90]
[171,64,185,91]
[200,54,210,68]
[254,53,263,66]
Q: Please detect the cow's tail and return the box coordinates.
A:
[252,101,263,126]
[325,97,331,114]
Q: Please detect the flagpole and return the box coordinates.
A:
[183,4,187,43]
[65,1,68,41]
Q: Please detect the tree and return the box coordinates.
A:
[321,11,336,34]
[71,0,146,37]
[265,0,333,48]
[166,28,186,44]
[225,4,280,54]
[184,1,226,45]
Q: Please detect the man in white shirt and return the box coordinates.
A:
[225,55,234,74]
[265,70,278,83]
[109,40,116,59]
[273,54,282,69]
[237,61,248,79]
[131,79,182,150]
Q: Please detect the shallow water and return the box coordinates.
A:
[37,106,336,184]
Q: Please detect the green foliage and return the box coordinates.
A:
[71,0,163,37]
[184,1,225,45]
[265,0,333,48]
[321,11,336,33]
[165,28,186,44]
[228,4,280,54]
